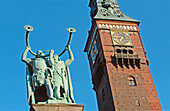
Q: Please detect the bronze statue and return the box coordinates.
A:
[21,25,76,104]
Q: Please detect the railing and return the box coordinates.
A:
[115,53,139,59]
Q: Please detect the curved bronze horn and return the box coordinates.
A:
[59,28,76,57]
[24,25,37,56]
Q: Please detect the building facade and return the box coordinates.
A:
[84,0,162,111]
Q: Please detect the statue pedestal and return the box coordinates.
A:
[30,104,84,111]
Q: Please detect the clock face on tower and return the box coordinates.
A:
[111,31,132,46]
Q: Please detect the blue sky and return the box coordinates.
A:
[0,0,169,111]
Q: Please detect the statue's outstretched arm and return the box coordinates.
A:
[49,49,54,66]
[65,45,74,67]
[21,46,32,64]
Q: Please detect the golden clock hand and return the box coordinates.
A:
[120,37,123,41]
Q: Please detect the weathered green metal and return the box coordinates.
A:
[51,45,75,103]
[21,25,75,105]
[89,0,140,23]
[24,25,37,56]
[94,11,139,22]
[59,28,76,57]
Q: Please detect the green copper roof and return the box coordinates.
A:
[89,0,140,23]
[94,10,139,23]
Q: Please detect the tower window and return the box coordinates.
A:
[117,49,121,53]
[136,100,140,106]
[129,50,133,54]
[102,89,106,102]
[128,76,137,86]
[123,49,127,54]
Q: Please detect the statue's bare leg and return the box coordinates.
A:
[54,86,62,99]
[45,80,55,100]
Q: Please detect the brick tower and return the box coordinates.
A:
[84,0,162,111]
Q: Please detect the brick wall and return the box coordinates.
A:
[85,19,162,111]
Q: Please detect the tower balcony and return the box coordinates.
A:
[112,53,141,69]
[115,53,139,59]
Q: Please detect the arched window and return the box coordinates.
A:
[129,50,133,54]
[128,76,137,86]
[123,49,127,54]
[117,49,121,53]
